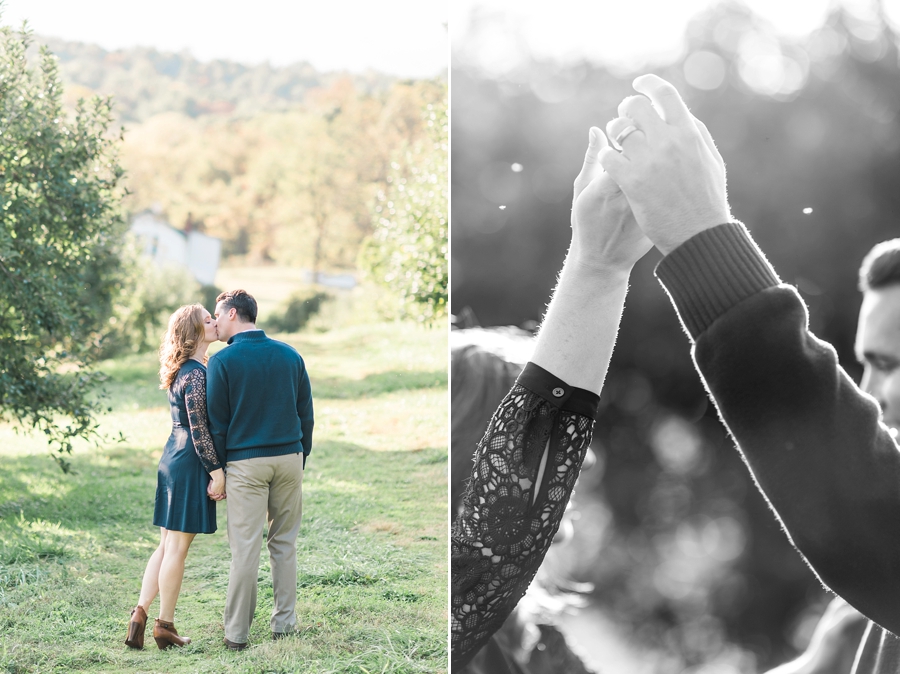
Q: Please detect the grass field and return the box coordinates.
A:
[0,321,448,673]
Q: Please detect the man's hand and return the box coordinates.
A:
[208,468,227,501]
[569,126,652,275]
[598,74,731,255]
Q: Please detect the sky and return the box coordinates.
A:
[450,0,900,73]
[1,0,448,78]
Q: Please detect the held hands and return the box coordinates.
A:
[569,126,652,275]
[207,468,226,501]
[598,74,732,255]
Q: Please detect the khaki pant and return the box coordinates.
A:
[224,452,304,642]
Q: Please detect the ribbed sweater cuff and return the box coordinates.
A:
[655,222,781,339]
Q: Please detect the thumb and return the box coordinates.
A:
[597,140,629,188]
[573,126,607,200]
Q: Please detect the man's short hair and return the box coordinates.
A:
[216,289,258,323]
[859,239,900,292]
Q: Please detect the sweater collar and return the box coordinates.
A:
[227,329,266,345]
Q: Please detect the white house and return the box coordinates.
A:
[130,212,222,286]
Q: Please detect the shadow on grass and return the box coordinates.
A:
[0,438,447,674]
[0,447,159,565]
[312,369,447,400]
[305,440,446,549]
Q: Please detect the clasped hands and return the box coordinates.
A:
[207,467,227,501]
[570,74,732,273]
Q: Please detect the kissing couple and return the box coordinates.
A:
[122,289,314,651]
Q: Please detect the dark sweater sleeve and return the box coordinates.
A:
[450,363,600,670]
[206,355,230,462]
[297,359,314,459]
[656,222,900,636]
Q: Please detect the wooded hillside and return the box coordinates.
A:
[35,35,447,270]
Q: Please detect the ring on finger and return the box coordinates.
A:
[614,124,640,148]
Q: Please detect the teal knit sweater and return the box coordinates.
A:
[206,330,314,465]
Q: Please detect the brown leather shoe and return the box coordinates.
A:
[224,637,248,651]
[125,605,147,649]
[152,618,192,649]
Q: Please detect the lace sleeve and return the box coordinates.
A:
[450,363,599,669]
[184,367,223,473]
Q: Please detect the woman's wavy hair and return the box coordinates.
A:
[159,304,207,390]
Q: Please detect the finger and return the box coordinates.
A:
[632,74,692,127]
[606,117,646,152]
[618,95,665,137]
[573,126,608,200]
[597,145,629,186]
[692,115,724,167]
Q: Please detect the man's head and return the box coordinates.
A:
[856,239,900,433]
[214,289,258,342]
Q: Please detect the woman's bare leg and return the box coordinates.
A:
[158,530,196,622]
[136,528,167,612]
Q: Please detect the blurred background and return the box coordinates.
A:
[4,0,447,343]
[451,0,900,671]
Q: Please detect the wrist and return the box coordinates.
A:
[652,210,732,256]
[565,246,635,283]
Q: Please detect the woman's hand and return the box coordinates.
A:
[207,468,226,501]
[569,126,652,276]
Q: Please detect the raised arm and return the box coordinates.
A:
[599,74,900,635]
[451,128,651,669]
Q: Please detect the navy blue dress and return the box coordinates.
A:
[153,360,223,534]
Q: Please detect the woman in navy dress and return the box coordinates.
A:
[125,304,226,650]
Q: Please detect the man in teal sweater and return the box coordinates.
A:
[207,289,314,650]
[598,75,900,672]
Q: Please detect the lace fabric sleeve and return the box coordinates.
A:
[184,367,223,473]
[450,363,599,670]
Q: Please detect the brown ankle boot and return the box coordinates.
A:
[152,618,192,649]
[125,605,147,649]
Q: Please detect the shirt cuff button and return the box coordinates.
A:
[552,387,565,398]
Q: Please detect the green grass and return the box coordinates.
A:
[0,322,448,673]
